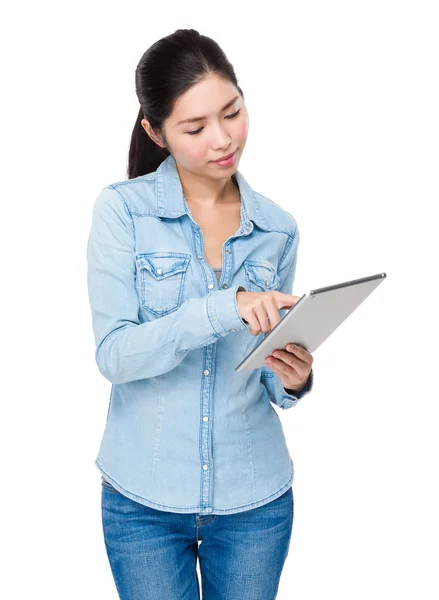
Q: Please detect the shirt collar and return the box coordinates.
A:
[155,153,270,232]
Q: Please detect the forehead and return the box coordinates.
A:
[169,75,240,125]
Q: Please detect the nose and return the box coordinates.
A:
[210,121,232,150]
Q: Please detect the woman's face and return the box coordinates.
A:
[143,74,249,179]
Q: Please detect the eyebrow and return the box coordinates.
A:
[177,95,240,125]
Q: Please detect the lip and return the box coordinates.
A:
[212,149,237,163]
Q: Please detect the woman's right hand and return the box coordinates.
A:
[236,290,301,336]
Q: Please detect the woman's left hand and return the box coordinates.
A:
[265,344,314,393]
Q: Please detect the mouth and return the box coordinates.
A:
[212,149,237,163]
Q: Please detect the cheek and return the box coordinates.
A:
[189,143,209,161]
[175,139,207,163]
[186,136,209,158]
[235,115,249,143]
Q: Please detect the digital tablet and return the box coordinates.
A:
[235,272,387,373]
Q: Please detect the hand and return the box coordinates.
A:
[265,343,314,393]
[236,290,301,336]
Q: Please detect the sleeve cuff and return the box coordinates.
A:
[206,285,249,337]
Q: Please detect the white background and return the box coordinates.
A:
[2,1,438,598]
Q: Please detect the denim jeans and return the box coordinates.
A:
[101,476,294,599]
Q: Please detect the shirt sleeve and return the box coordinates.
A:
[86,186,249,384]
[260,224,315,410]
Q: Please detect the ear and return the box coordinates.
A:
[141,118,166,149]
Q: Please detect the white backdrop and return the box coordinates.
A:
[2,1,437,598]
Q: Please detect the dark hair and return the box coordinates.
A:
[127,28,245,180]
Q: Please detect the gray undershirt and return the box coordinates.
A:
[213,268,222,284]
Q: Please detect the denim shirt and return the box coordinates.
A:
[86,153,314,515]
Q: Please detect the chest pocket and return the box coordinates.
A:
[243,260,280,292]
[135,252,191,317]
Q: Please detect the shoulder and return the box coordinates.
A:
[96,172,158,217]
[252,189,299,239]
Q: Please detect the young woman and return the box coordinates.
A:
[87,28,314,600]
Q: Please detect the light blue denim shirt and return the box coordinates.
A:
[86,153,314,515]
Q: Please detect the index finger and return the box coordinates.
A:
[275,292,301,310]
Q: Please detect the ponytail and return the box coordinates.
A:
[126,106,170,179]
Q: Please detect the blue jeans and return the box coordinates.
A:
[101,477,294,599]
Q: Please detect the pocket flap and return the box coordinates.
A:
[244,260,280,290]
[136,252,191,279]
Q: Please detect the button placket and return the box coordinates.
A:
[191,222,253,512]
[199,342,215,512]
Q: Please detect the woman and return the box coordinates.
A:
[87,28,314,600]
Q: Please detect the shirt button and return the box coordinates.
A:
[156,268,163,274]
[203,464,209,470]
[207,283,214,289]
[197,255,203,259]
[222,283,228,289]
[203,369,210,376]
[229,328,237,332]
[203,416,209,422]
[226,248,232,254]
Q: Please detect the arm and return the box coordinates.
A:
[260,225,314,409]
[86,186,248,384]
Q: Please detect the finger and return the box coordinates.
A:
[275,292,301,310]
[253,299,271,334]
[271,348,296,370]
[254,295,280,334]
[277,356,309,385]
[285,344,314,366]
[271,350,308,384]
[246,307,262,337]
[267,356,300,380]
[265,295,282,331]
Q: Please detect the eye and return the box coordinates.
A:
[225,108,241,120]
[186,109,241,136]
